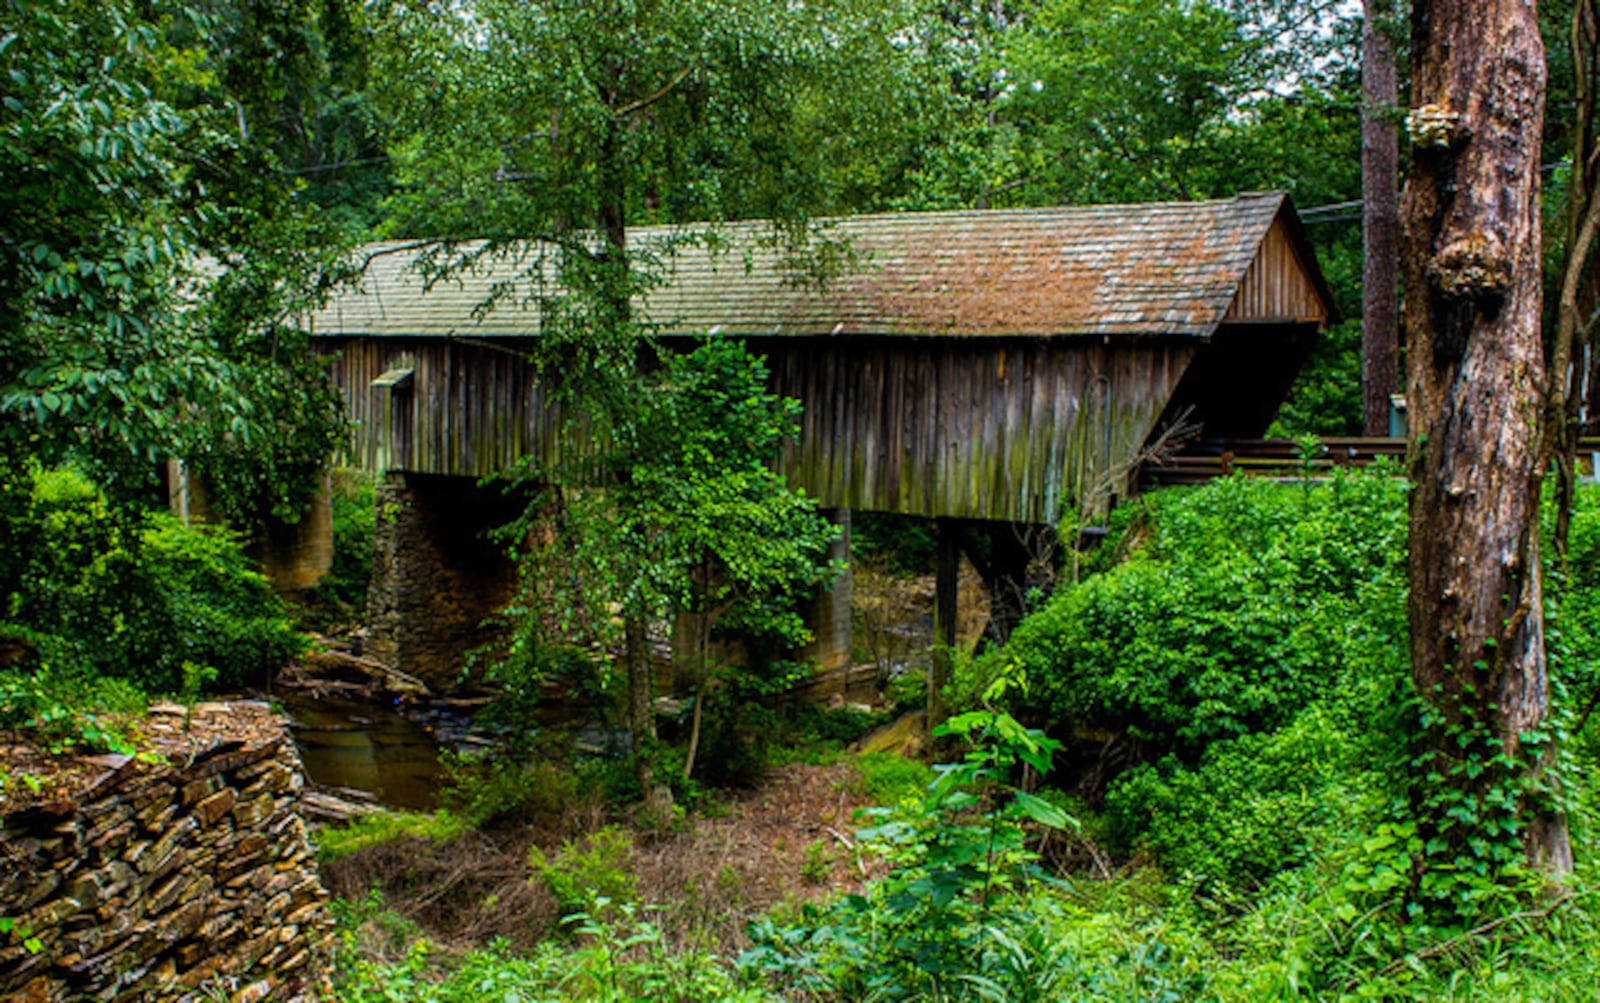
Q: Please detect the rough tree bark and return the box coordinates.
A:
[1363,0,1402,437]
[1402,0,1570,873]
[624,608,672,823]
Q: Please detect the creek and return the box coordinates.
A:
[275,691,460,811]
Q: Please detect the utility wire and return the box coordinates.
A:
[1300,161,1573,225]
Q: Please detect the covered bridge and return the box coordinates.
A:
[309,192,1337,681]
[316,191,1333,522]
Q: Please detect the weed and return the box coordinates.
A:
[529,825,639,923]
[851,751,934,806]
[800,840,832,885]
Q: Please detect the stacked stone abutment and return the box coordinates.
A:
[0,702,333,1001]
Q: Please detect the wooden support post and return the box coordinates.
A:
[929,518,960,734]
[961,521,1052,647]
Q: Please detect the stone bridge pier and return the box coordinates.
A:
[365,473,524,688]
[365,478,854,693]
[797,508,853,674]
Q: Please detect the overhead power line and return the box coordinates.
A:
[1299,161,1572,225]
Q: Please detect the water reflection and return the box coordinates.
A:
[278,693,445,811]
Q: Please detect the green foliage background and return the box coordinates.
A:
[5,467,301,696]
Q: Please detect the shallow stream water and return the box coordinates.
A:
[275,692,449,811]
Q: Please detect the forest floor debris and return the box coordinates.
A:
[320,760,889,958]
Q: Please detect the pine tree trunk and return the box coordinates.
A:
[1362,0,1401,437]
[1402,0,1570,874]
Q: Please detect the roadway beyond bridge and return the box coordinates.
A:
[264,194,1343,689]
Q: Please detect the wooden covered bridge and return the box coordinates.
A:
[307,192,1338,683]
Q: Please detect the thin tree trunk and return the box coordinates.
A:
[681,560,714,782]
[625,609,671,821]
[599,90,671,820]
[1363,0,1401,437]
[928,520,960,736]
[1550,0,1600,558]
[683,685,705,781]
[1402,0,1570,875]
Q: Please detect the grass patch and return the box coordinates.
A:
[316,811,464,863]
[850,751,933,806]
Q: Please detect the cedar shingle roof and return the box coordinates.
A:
[310,192,1324,340]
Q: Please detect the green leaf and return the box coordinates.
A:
[1011,790,1075,831]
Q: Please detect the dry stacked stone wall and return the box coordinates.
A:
[0,701,333,1001]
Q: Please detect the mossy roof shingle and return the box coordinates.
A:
[310,192,1314,340]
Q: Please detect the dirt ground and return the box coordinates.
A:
[320,760,892,957]
[0,700,290,815]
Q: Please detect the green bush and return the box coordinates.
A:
[528,824,639,921]
[1105,705,1380,894]
[438,754,589,829]
[1549,483,1600,704]
[139,515,303,687]
[979,471,1416,900]
[0,660,145,758]
[851,751,934,806]
[996,470,1409,759]
[7,467,301,694]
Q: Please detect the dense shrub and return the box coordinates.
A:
[997,470,1409,759]
[437,754,592,830]
[1549,483,1600,703]
[978,471,1413,892]
[4,467,301,694]
[528,824,639,921]
[1105,705,1381,892]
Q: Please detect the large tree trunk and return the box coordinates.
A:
[1402,0,1570,874]
[1362,0,1402,437]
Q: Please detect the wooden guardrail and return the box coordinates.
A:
[1141,437,1406,487]
[1141,436,1600,487]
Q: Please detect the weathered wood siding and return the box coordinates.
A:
[1222,218,1329,324]
[752,336,1195,522]
[320,335,1195,523]
[323,338,575,477]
